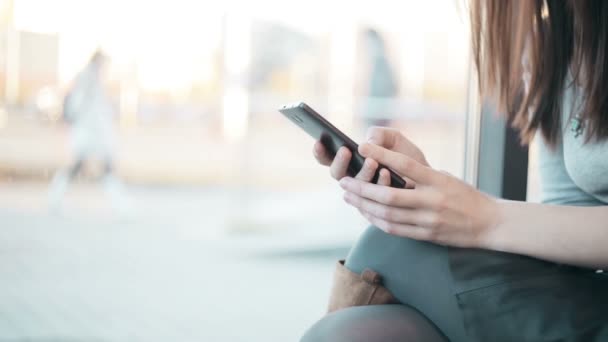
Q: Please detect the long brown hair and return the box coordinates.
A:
[471,0,608,146]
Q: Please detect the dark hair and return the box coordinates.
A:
[89,49,108,66]
[471,0,608,146]
[364,28,386,50]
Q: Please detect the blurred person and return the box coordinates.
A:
[48,50,129,215]
[359,28,398,128]
[303,1,608,341]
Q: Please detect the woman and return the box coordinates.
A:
[49,51,128,214]
[360,28,398,128]
[302,1,608,341]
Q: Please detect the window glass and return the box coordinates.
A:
[0,1,471,340]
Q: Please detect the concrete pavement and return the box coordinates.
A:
[0,182,366,341]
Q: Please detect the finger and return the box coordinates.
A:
[313,141,333,166]
[355,166,383,216]
[404,177,416,189]
[355,158,378,182]
[340,177,436,208]
[380,168,415,188]
[329,147,352,180]
[343,191,436,227]
[360,211,433,241]
[377,168,391,186]
[359,142,438,185]
[366,126,399,149]
[376,168,416,189]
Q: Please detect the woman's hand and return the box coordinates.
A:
[339,142,501,248]
[313,142,393,186]
[364,126,429,167]
[312,126,428,186]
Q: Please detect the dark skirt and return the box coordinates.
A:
[343,226,608,342]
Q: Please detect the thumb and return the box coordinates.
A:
[359,142,436,185]
[365,126,430,167]
[365,126,400,149]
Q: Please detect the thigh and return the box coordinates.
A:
[345,226,469,341]
[301,305,448,342]
[449,248,608,341]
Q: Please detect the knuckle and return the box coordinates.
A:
[426,229,440,242]
[383,190,399,204]
[434,194,449,211]
[377,206,391,220]
[428,214,443,229]
[384,223,397,235]
[399,157,414,172]
[354,182,364,195]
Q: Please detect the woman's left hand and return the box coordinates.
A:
[340,142,501,248]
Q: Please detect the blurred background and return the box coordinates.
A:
[0,0,475,340]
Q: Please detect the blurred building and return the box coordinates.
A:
[8,31,59,110]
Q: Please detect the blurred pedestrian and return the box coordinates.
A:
[361,28,398,128]
[48,50,129,215]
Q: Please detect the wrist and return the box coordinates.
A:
[476,197,510,251]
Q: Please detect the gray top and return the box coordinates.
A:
[538,87,608,206]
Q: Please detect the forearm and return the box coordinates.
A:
[482,200,608,269]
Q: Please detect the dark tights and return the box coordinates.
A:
[301,226,608,341]
[67,157,113,180]
[301,305,447,342]
[301,226,469,341]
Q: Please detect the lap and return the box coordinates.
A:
[344,226,608,342]
[449,248,608,341]
[300,305,448,342]
[345,226,468,341]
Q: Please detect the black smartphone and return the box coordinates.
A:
[278,102,406,188]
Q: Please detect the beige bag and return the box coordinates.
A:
[327,260,400,313]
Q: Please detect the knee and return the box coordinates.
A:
[345,226,397,274]
[350,225,403,254]
[300,305,447,342]
[346,225,440,275]
[300,308,370,342]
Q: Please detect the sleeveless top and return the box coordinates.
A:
[538,86,608,206]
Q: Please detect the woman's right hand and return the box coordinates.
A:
[312,126,429,186]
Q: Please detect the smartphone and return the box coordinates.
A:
[278,102,406,188]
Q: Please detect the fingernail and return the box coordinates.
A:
[339,177,351,188]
